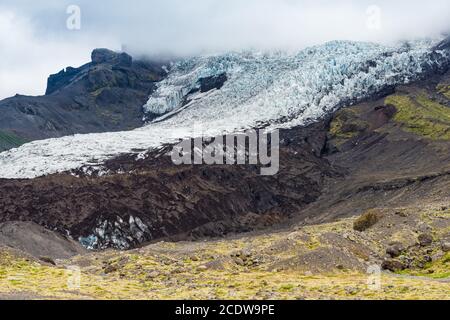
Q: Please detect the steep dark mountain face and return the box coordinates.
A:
[0,49,166,151]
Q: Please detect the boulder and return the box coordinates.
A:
[386,243,404,258]
[382,259,406,272]
[103,264,118,274]
[418,234,433,247]
[91,48,132,67]
[441,241,450,252]
[39,256,56,266]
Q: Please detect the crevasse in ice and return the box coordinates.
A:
[144,40,447,130]
[0,40,447,179]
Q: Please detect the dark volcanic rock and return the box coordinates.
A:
[418,233,433,247]
[386,243,405,258]
[0,49,167,152]
[91,48,132,67]
[199,73,227,92]
[382,259,406,272]
[0,122,338,249]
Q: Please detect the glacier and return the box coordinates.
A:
[0,39,448,179]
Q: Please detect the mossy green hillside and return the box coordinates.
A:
[1,248,449,300]
[385,94,450,140]
[0,131,28,151]
[437,83,450,99]
[398,252,450,279]
[1,205,449,300]
[329,108,368,144]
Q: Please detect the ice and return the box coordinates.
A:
[0,40,448,179]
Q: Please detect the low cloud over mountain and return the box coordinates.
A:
[1,0,450,99]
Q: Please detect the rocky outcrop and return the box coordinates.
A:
[434,35,450,51]
[46,66,84,95]
[0,49,167,152]
[198,73,227,93]
[91,48,132,67]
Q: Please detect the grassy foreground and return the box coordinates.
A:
[1,205,448,300]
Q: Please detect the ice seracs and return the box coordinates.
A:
[0,39,448,179]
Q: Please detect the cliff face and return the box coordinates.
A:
[0,49,166,151]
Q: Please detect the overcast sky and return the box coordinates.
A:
[0,0,449,99]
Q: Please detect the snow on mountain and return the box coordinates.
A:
[0,40,448,179]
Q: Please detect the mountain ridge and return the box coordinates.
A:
[0,48,167,151]
[0,39,449,300]
[1,39,449,179]
[0,67,449,250]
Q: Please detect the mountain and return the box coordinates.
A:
[1,69,449,249]
[0,38,450,249]
[0,49,166,152]
[0,38,449,300]
[0,69,449,298]
[0,40,449,179]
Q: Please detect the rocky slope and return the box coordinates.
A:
[0,204,448,300]
[0,122,336,249]
[0,49,166,151]
[0,221,85,260]
[0,39,449,300]
[0,67,449,251]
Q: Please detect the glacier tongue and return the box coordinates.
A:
[144,40,448,130]
[0,40,448,179]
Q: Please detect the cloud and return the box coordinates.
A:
[0,7,119,99]
[0,0,449,99]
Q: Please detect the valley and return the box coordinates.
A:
[0,38,449,300]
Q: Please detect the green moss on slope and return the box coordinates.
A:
[385,94,450,140]
[436,84,450,99]
[398,252,450,279]
[0,131,28,151]
[329,108,368,144]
